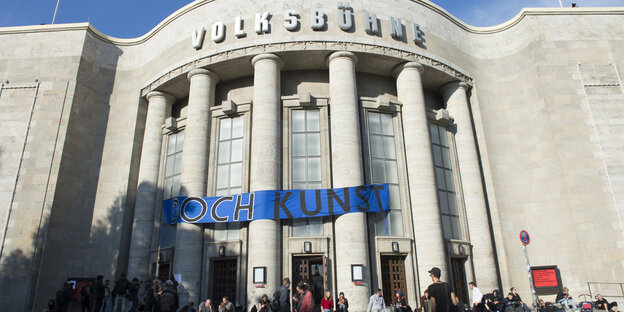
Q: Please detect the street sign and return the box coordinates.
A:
[520,230,530,245]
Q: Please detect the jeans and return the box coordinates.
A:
[559,299,577,312]
[337,305,348,312]
[114,295,129,312]
[129,296,138,312]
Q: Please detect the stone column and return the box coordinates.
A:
[172,69,219,304]
[441,82,498,289]
[328,51,370,311]
[246,54,283,307]
[394,62,448,292]
[128,91,175,281]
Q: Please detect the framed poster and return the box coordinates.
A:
[253,267,266,284]
[351,264,363,282]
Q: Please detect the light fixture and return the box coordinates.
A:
[304,241,312,253]
[458,245,465,255]
[218,246,226,257]
[392,242,399,253]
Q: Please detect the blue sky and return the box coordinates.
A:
[0,0,622,38]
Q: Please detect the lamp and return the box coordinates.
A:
[218,246,226,257]
[392,242,399,253]
[304,241,312,253]
[458,245,465,255]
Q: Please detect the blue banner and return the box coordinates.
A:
[163,184,389,224]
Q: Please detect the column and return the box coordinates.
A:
[441,82,498,289]
[329,51,370,311]
[127,91,175,281]
[246,54,283,307]
[394,62,448,291]
[172,69,219,304]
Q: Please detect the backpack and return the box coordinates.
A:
[160,291,175,312]
[270,290,281,312]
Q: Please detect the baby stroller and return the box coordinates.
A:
[578,294,594,312]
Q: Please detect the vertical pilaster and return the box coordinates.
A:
[246,53,283,307]
[128,91,175,281]
[394,62,448,292]
[173,69,219,304]
[441,82,498,290]
[329,51,370,311]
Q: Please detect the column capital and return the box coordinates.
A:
[326,51,358,66]
[187,68,219,83]
[146,90,176,103]
[392,61,424,78]
[439,81,470,101]
[251,53,284,69]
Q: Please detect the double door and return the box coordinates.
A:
[381,255,408,306]
[213,259,237,303]
[293,256,327,310]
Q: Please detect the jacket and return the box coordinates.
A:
[279,285,291,312]
[367,294,386,312]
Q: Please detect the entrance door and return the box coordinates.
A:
[293,256,326,310]
[451,257,468,304]
[381,255,408,306]
[213,259,237,303]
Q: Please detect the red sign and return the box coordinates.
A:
[532,268,558,288]
[519,230,530,245]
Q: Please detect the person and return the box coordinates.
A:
[278,278,291,312]
[81,282,94,312]
[556,287,577,312]
[55,282,72,312]
[321,291,334,312]
[259,294,271,312]
[394,290,410,312]
[94,275,106,312]
[102,279,113,312]
[46,299,57,312]
[503,293,522,312]
[510,288,529,312]
[367,289,386,312]
[537,299,547,312]
[199,299,215,312]
[421,291,432,312]
[426,267,456,312]
[486,290,503,312]
[595,294,618,312]
[469,282,483,312]
[127,277,140,312]
[144,280,156,312]
[297,283,313,312]
[453,296,466,312]
[221,296,235,312]
[160,280,178,312]
[336,292,349,312]
[113,273,130,312]
[181,301,197,312]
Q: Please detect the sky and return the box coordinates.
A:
[0,0,622,38]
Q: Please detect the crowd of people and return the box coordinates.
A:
[43,268,620,312]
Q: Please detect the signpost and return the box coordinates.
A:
[520,230,538,310]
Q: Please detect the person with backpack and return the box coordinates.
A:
[159,281,177,312]
[128,277,140,312]
[81,282,94,312]
[274,278,291,312]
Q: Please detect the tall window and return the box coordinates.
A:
[291,109,323,237]
[430,123,461,240]
[214,116,244,241]
[368,112,403,236]
[160,130,184,248]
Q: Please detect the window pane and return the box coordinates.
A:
[220,118,231,140]
[390,210,404,236]
[176,131,185,152]
[214,223,227,241]
[448,192,458,215]
[163,178,172,200]
[438,191,449,214]
[167,135,177,155]
[308,158,321,182]
[376,213,389,236]
[229,187,242,195]
[232,116,244,138]
[442,216,452,240]
[165,155,175,176]
[439,128,449,147]
[435,167,446,189]
[159,223,176,248]
[308,217,323,236]
[292,158,306,182]
[429,124,440,144]
[230,163,242,187]
[174,154,183,174]
[292,183,307,190]
[381,114,394,135]
[227,223,240,240]
[172,175,181,197]
[217,164,230,188]
[383,136,396,159]
[389,185,401,210]
[218,141,231,164]
[292,218,307,237]
[368,113,381,134]
[432,146,443,167]
[445,169,455,191]
[307,133,320,156]
[385,161,398,183]
[292,110,305,132]
[215,188,229,196]
[292,133,306,156]
[231,138,243,162]
[308,182,322,189]
[442,147,452,168]
[307,110,320,131]
[372,159,386,183]
[451,216,461,240]
[370,135,384,158]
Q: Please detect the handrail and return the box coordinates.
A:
[587,282,624,300]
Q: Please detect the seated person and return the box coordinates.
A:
[556,287,577,312]
[595,294,618,312]
[503,293,523,312]
[394,290,410,312]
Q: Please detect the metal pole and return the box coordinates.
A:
[524,245,538,311]
[558,0,564,8]
[52,0,60,24]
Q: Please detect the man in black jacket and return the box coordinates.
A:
[94,275,105,312]
[278,278,291,312]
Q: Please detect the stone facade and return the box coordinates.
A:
[0,1,623,311]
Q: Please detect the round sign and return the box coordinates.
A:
[519,230,530,245]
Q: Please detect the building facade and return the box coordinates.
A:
[1,0,623,311]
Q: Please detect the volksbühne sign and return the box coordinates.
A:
[163,184,389,224]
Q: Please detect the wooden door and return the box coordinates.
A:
[451,257,468,304]
[381,255,407,306]
[213,259,237,303]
